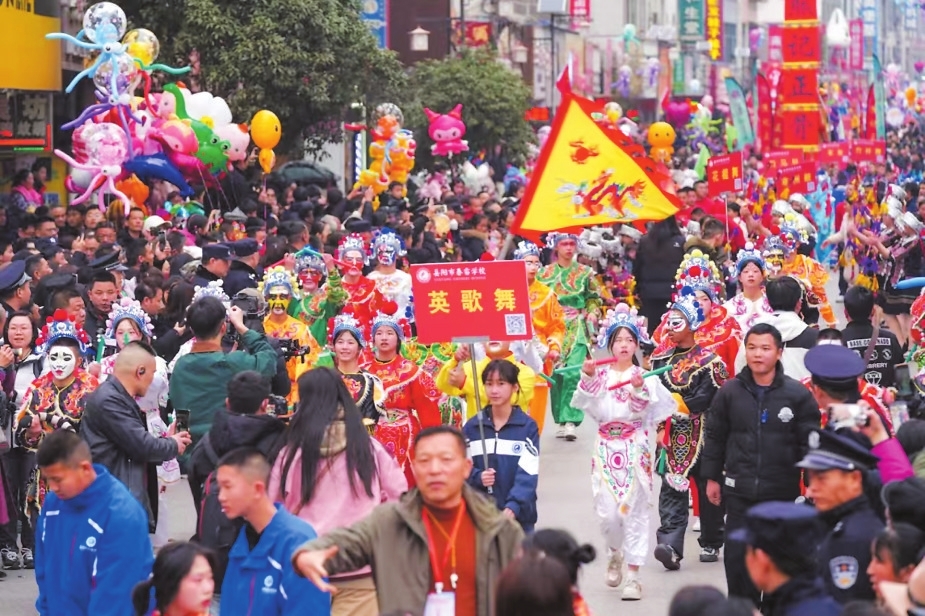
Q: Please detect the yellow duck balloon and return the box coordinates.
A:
[251,110,281,173]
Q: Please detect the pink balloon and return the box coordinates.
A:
[84,122,130,166]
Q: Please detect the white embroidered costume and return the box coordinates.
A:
[723,293,773,331]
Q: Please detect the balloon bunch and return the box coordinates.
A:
[48,1,282,213]
[355,103,416,195]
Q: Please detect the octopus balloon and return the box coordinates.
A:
[55,122,132,213]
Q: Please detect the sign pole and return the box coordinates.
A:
[455,336,492,495]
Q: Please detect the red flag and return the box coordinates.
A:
[756,73,772,150]
[556,52,573,95]
[865,85,876,140]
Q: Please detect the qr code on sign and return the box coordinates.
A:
[504,314,527,336]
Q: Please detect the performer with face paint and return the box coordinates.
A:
[328,313,385,429]
[13,309,98,513]
[722,244,772,331]
[336,234,385,333]
[367,230,414,327]
[363,309,442,486]
[650,293,728,571]
[771,214,836,328]
[260,266,321,407]
[537,232,604,442]
[290,252,349,349]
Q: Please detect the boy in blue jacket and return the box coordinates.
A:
[33,430,153,616]
[217,447,331,616]
[463,359,540,532]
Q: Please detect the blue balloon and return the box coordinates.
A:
[123,153,195,197]
[894,277,925,290]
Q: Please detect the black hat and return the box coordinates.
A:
[230,238,259,258]
[187,214,208,232]
[201,243,233,262]
[38,242,64,261]
[729,501,823,565]
[224,207,248,222]
[344,218,372,234]
[804,344,866,389]
[881,477,925,532]
[89,251,128,273]
[0,261,31,293]
[244,217,266,231]
[33,272,78,308]
[796,428,880,472]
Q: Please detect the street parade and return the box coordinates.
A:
[3,0,925,615]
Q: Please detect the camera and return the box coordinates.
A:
[266,395,290,418]
[276,337,312,362]
[827,403,870,431]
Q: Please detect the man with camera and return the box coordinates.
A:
[168,296,279,445]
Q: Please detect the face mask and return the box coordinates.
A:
[47,346,77,380]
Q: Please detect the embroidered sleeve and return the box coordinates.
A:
[628,370,651,412]
[577,368,606,396]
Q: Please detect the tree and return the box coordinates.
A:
[120,0,408,155]
[404,48,534,171]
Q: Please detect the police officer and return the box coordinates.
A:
[192,243,232,289]
[0,261,31,319]
[730,501,840,616]
[797,428,881,604]
[224,239,261,298]
[88,251,129,294]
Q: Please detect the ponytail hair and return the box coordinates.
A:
[522,528,597,585]
[131,578,155,616]
[131,542,217,615]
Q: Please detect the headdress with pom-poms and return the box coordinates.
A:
[295,252,326,275]
[193,279,230,306]
[597,303,650,349]
[371,300,412,341]
[513,240,541,260]
[545,231,579,247]
[670,292,707,332]
[371,229,406,262]
[328,311,366,347]
[105,297,153,341]
[337,233,369,265]
[780,213,808,249]
[258,266,301,300]
[578,229,603,260]
[675,249,723,301]
[736,242,766,274]
[36,309,91,356]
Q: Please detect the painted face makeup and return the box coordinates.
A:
[47,345,77,381]
[342,251,364,277]
[376,245,397,266]
[267,286,291,314]
[666,316,688,333]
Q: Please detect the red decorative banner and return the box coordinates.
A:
[777,162,817,194]
[569,0,591,18]
[778,68,819,106]
[780,109,823,146]
[410,261,534,344]
[756,73,773,150]
[705,0,723,61]
[781,25,822,64]
[784,0,817,21]
[851,140,887,164]
[865,84,877,140]
[819,142,849,166]
[707,151,744,196]
[848,19,864,71]
[768,25,784,63]
[765,149,805,171]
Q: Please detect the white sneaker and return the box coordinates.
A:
[556,425,566,438]
[606,550,624,587]
[622,579,642,601]
[564,423,577,441]
[692,517,701,532]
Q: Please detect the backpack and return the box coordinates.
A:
[196,436,243,588]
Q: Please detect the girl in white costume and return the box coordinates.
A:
[571,303,676,601]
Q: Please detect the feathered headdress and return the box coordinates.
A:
[735,242,766,274]
[328,312,366,347]
[193,279,230,305]
[513,240,541,260]
[36,309,91,356]
[671,293,706,332]
[675,249,722,301]
[259,266,301,299]
[106,297,153,341]
[337,233,368,264]
[597,303,649,348]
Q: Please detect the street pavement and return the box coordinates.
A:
[2,277,847,614]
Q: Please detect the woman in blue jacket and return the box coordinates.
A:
[463,359,540,532]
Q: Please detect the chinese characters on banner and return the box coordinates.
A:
[678,0,705,40]
[778,68,820,106]
[767,25,783,63]
[705,0,723,61]
[779,109,823,146]
[848,19,864,70]
[777,162,817,194]
[0,93,53,150]
[784,0,817,20]
[851,140,887,163]
[756,73,773,150]
[707,151,744,197]
[410,261,534,345]
[764,150,804,172]
[780,0,821,152]
[819,142,849,166]
[781,26,822,64]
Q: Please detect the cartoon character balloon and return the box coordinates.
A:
[424,104,469,157]
[647,122,676,163]
[250,110,281,174]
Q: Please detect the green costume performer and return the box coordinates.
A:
[289,260,348,348]
[537,232,603,437]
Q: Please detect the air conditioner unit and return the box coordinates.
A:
[537,0,569,14]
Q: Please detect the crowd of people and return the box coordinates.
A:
[0,133,923,616]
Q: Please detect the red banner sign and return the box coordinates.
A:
[851,140,887,164]
[778,68,820,106]
[784,0,817,21]
[765,150,805,171]
[707,151,744,196]
[768,25,784,63]
[849,19,864,70]
[819,142,849,166]
[569,0,591,18]
[705,0,723,61]
[781,25,822,64]
[756,73,773,150]
[777,162,817,194]
[411,261,533,344]
[780,109,822,146]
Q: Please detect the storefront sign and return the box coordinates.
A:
[360,0,389,49]
[705,0,723,61]
[679,0,705,41]
[0,92,53,151]
[848,19,864,70]
[0,0,62,91]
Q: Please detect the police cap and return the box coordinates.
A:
[230,239,259,258]
[796,428,879,472]
[0,261,31,294]
[804,344,866,389]
[729,501,823,564]
[89,251,128,273]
